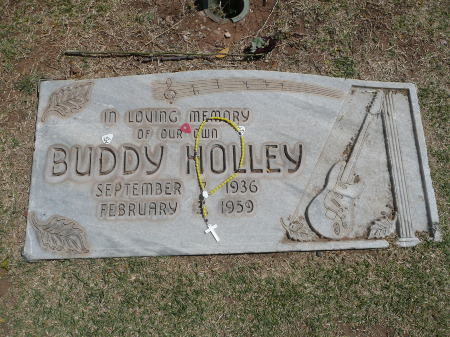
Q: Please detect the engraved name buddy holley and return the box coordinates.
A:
[44,142,303,180]
[43,106,304,221]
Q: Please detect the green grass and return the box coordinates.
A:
[15,73,42,96]
[5,245,449,336]
[0,0,448,336]
[419,86,450,140]
[419,85,450,209]
[134,11,156,24]
[332,56,356,78]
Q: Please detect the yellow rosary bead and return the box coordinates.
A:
[194,117,245,223]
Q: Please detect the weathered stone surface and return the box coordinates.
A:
[23,71,440,260]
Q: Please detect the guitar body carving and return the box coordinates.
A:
[307,161,364,239]
[306,91,382,239]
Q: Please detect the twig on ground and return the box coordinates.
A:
[64,50,265,59]
[141,55,195,62]
[256,0,280,36]
[144,14,193,47]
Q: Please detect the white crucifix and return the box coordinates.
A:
[205,224,220,242]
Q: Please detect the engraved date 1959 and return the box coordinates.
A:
[220,198,255,215]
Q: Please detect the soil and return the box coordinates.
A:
[180,1,279,49]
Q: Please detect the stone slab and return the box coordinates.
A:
[23,70,440,260]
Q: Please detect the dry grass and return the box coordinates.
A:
[0,0,448,336]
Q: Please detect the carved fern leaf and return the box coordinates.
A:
[368,215,397,239]
[280,217,318,242]
[30,212,89,253]
[41,81,94,122]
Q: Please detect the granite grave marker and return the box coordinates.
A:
[23,70,440,260]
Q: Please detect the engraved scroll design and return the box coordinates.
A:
[30,212,89,254]
[41,81,94,122]
[152,78,345,103]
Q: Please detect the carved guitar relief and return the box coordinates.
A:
[306,91,383,239]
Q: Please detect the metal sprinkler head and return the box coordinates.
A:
[203,0,249,24]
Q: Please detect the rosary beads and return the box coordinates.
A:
[194,117,245,241]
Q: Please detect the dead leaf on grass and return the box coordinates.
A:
[215,46,230,58]
[0,257,8,271]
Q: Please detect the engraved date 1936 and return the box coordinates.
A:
[225,179,258,194]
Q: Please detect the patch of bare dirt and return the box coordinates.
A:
[179,1,278,50]
[126,0,280,54]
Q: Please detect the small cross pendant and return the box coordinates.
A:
[205,224,220,242]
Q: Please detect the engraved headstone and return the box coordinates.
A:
[23,71,440,260]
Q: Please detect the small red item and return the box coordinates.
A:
[180,123,192,133]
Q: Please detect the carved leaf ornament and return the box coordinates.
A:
[30,212,89,254]
[280,217,318,242]
[41,81,94,122]
[368,214,397,239]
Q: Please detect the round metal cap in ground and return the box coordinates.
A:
[205,0,249,24]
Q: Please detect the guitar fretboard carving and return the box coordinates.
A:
[152,78,345,103]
